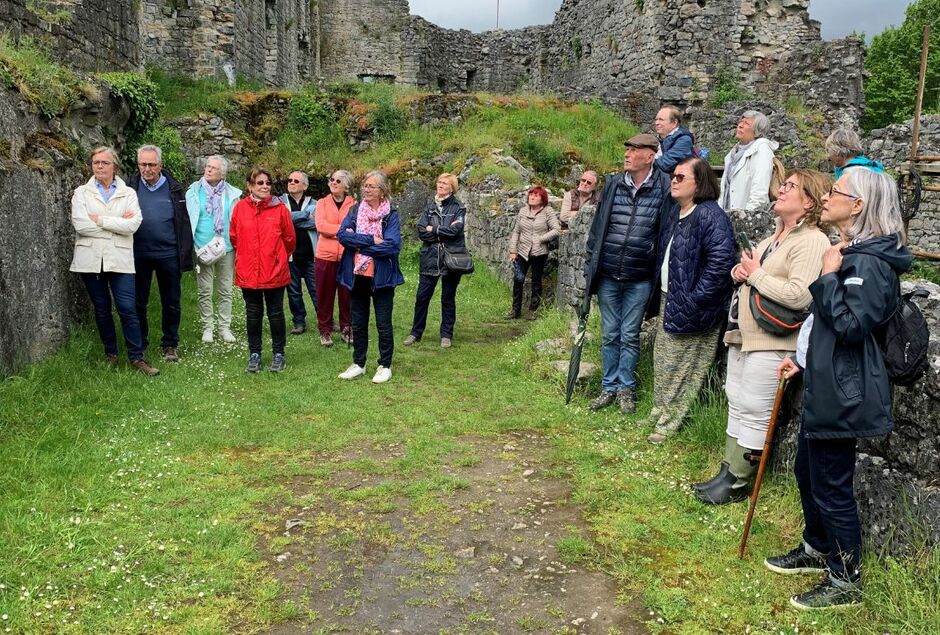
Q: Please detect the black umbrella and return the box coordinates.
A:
[565,291,592,404]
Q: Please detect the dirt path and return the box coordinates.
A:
[255,431,649,634]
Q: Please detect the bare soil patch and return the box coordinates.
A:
[254,431,649,634]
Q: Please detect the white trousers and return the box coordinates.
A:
[724,345,788,449]
[196,250,235,332]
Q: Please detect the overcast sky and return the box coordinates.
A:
[408,0,915,41]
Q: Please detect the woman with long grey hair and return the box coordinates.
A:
[768,167,911,610]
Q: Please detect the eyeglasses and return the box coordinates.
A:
[92,160,113,166]
[361,184,379,190]
[138,162,159,169]
[828,186,859,200]
[253,180,272,186]
[670,173,688,183]
[779,180,799,193]
[287,178,303,184]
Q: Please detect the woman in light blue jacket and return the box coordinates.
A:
[185,155,242,343]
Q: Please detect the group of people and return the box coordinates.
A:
[575,106,905,610]
[73,105,906,609]
[71,147,468,383]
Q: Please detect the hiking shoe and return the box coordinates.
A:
[338,363,365,380]
[319,334,333,347]
[131,359,160,377]
[270,353,286,373]
[220,329,236,343]
[403,334,419,346]
[526,309,538,320]
[505,309,520,320]
[162,346,179,362]
[104,353,119,368]
[341,331,353,345]
[290,324,306,335]
[617,388,636,415]
[765,544,827,575]
[440,337,452,348]
[589,391,617,410]
[246,353,262,374]
[372,366,392,383]
[790,578,862,610]
[202,329,214,343]
[647,432,668,444]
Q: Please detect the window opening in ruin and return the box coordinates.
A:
[465,68,477,90]
[265,0,276,29]
[358,74,396,84]
[437,76,447,92]
[697,0,705,6]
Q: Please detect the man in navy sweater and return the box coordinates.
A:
[128,145,194,362]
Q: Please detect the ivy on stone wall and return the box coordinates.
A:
[97,72,161,137]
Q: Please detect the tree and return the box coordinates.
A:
[863,0,939,131]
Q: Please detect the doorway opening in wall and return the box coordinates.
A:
[358,74,396,84]
[437,76,447,92]
[465,68,477,91]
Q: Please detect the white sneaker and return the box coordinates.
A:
[338,363,366,380]
[220,329,236,343]
[371,366,392,384]
[202,329,214,343]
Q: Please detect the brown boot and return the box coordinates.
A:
[131,359,160,376]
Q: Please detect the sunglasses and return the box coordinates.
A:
[670,173,689,183]
[254,180,272,186]
[329,177,344,184]
[579,178,595,185]
[287,178,303,184]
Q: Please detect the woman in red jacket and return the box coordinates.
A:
[229,167,296,373]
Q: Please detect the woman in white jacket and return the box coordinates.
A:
[70,147,158,376]
[720,110,778,214]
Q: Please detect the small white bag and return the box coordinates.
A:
[195,235,227,266]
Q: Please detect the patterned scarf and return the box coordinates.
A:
[354,198,391,275]
[201,178,227,234]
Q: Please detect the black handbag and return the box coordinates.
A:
[748,288,809,336]
[442,243,474,275]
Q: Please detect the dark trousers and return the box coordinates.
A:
[351,275,395,368]
[242,287,287,356]
[314,258,351,336]
[82,272,144,361]
[410,273,461,339]
[287,257,317,326]
[795,430,862,583]
[512,254,547,313]
[135,254,182,350]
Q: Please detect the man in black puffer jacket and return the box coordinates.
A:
[584,133,672,414]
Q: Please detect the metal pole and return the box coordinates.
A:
[910,25,931,162]
[496,0,500,30]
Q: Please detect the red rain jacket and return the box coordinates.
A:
[230,196,296,289]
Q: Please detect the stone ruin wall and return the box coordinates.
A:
[0,0,140,72]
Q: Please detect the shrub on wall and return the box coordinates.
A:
[97,72,161,137]
[0,34,82,117]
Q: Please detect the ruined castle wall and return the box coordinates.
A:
[0,0,140,72]
[140,0,237,81]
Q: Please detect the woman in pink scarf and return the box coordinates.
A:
[336,171,405,384]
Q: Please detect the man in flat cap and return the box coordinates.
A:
[582,133,671,415]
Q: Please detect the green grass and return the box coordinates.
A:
[147,66,263,120]
[1,250,937,633]
[0,33,88,117]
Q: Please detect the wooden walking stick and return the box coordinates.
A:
[738,376,788,559]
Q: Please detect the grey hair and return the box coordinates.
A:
[363,170,391,199]
[582,169,599,182]
[825,128,864,165]
[290,170,309,187]
[842,167,905,246]
[137,144,163,163]
[330,169,354,191]
[90,146,121,170]
[205,155,229,176]
[740,110,770,138]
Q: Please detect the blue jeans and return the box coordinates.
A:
[135,254,182,350]
[795,430,861,583]
[287,258,317,326]
[597,276,652,392]
[81,272,144,361]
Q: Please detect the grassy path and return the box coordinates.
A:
[1,250,936,634]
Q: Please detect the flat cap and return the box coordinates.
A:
[624,133,660,150]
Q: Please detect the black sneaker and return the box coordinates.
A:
[790,578,862,610]
[270,353,286,373]
[589,391,617,410]
[246,353,262,373]
[764,544,827,575]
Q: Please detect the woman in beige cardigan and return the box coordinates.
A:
[507,185,560,320]
[695,168,831,505]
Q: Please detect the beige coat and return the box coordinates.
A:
[733,218,830,352]
[508,205,560,258]
[69,177,143,274]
